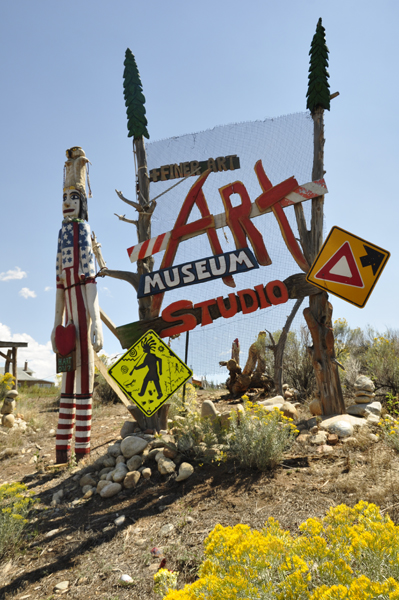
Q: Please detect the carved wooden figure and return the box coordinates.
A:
[51,147,103,464]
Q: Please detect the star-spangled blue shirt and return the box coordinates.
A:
[56,220,96,287]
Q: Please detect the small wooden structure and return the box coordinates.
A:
[0,341,28,390]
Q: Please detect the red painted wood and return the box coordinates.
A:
[161,300,198,337]
[216,294,238,318]
[266,280,289,305]
[193,299,217,326]
[254,284,271,309]
[219,181,271,266]
[237,289,259,314]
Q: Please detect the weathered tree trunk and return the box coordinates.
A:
[267,298,304,395]
[134,137,154,321]
[304,107,345,415]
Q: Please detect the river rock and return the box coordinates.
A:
[99,482,122,498]
[124,471,141,489]
[127,455,143,471]
[155,450,165,462]
[366,401,382,416]
[354,375,375,393]
[175,462,194,482]
[120,421,137,439]
[317,444,334,454]
[309,431,328,445]
[147,448,160,461]
[80,474,97,488]
[121,436,148,458]
[309,398,322,416]
[113,466,128,483]
[259,395,284,406]
[326,420,353,438]
[355,390,375,398]
[1,399,16,414]
[2,414,14,428]
[142,467,152,479]
[116,455,126,465]
[102,455,116,468]
[96,480,111,494]
[367,413,380,426]
[318,414,366,431]
[201,400,218,420]
[5,390,18,399]
[54,581,69,592]
[158,458,176,475]
[347,404,370,417]
[163,447,178,459]
[355,395,376,404]
[82,484,92,495]
[281,402,298,420]
[99,467,113,476]
[107,443,122,457]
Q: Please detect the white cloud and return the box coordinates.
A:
[44,286,52,292]
[0,323,55,382]
[19,287,37,299]
[0,267,27,282]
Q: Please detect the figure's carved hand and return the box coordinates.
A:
[91,321,103,352]
[51,327,58,354]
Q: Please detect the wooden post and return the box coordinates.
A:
[11,347,17,390]
[182,330,190,409]
[304,108,345,415]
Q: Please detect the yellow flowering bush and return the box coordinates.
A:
[378,416,399,452]
[0,482,34,559]
[164,501,399,599]
[228,401,298,471]
[0,372,15,402]
[154,568,179,597]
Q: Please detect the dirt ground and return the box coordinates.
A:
[1,390,399,600]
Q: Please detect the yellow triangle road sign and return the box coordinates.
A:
[108,330,192,416]
[306,227,390,308]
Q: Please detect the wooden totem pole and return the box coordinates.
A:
[295,19,345,415]
[52,147,104,464]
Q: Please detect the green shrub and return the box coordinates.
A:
[164,501,399,600]
[0,482,35,560]
[228,401,298,471]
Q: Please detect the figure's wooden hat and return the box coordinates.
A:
[63,147,91,197]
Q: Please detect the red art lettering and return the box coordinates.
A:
[254,284,271,309]
[254,160,309,272]
[237,289,259,314]
[219,181,271,266]
[151,171,234,317]
[217,294,238,318]
[161,300,198,337]
[193,299,216,326]
[265,280,289,305]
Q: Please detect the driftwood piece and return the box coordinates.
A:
[266,297,304,395]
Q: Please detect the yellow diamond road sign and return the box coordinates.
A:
[306,226,390,308]
[108,330,192,416]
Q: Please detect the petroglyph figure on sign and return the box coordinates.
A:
[129,337,163,399]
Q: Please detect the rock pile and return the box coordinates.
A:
[75,429,195,500]
[347,376,381,423]
[0,389,26,430]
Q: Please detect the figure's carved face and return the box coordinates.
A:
[63,189,81,218]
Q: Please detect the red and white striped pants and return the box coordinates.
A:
[56,267,95,461]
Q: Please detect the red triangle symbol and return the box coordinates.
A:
[315,241,364,288]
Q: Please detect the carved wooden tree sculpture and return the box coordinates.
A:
[294,19,345,415]
[101,50,169,431]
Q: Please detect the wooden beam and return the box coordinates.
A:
[99,307,119,339]
[12,347,17,390]
[94,352,133,412]
[0,342,28,348]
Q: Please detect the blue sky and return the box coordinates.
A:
[1,1,398,381]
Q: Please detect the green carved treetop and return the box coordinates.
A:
[306,18,330,113]
[123,49,149,140]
